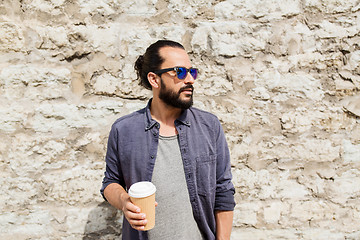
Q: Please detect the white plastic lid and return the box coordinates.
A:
[128,181,156,198]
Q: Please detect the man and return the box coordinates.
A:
[100,40,235,240]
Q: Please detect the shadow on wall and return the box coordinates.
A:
[83,201,123,240]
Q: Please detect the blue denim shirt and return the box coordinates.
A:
[101,99,235,240]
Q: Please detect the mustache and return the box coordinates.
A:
[179,85,194,93]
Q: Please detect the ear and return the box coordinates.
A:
[147,72,160,89]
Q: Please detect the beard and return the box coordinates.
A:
[158,78,194,109]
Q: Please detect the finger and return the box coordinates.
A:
[125,201,141,213]
[129,218,147,226]
[129,219,148,230]
[133,225,146,231]
[155,201,158,207]
[133,225,145,231]
[126,211,146,221]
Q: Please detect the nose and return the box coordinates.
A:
[184,71,195,85]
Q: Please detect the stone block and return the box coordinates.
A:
[269,136,340,163]
[304,0,359,13]
[346,50,360,71]
[0,22,25,52]
[275,175,310,200]
[192,21,269,57]
[0,64,71,100]
[260,72,324,101]
[167,0,211,19]
[35,26,69,49]
[90,69,150,99]
[0,209,54,239]
[263,201,283,224]
[301,228,345,239]
[215,0,302,20]
[342,94,360,117]
[325,169,360,205]
[195,75,233,96]
[119,0,159,16]
[343,139,360,163]
[21,0,66,15]
[26,100,124,133]
[191,26,210,55]
[287,200,334,227]
[233,202,260,226]
[231,228,299,240]
[0,101,29,132]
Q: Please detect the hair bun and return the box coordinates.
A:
[134,55,145,85]
[134,55,144,72]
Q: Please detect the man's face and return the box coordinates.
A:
[157,47,195,109]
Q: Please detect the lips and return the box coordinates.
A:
[179,85,194,94]
[182,89,193,93]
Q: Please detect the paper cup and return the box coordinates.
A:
[128,181,156,230]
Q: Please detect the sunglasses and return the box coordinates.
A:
[154,67,198,80]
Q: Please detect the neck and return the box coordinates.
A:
[150,97,182,136]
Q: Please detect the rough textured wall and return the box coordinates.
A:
[1,0,360,239]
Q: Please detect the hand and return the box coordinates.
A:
[104,184,157,231]
[122,199,158,231]
[122,198,148,231]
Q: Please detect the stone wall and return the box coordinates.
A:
[1,0,360,239]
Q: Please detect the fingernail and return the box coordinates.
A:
[142,214,146,219]
[136,208,140,213]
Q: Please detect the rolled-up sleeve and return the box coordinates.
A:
[100,123,125,200]
[214,118,236,211]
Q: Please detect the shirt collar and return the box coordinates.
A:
[144,98,191,131]
[144,99,158,131]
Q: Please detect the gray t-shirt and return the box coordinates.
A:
[148,135,203,240]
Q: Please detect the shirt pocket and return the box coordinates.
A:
[195,154,216,196]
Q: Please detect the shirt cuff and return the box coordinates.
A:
[214,188,236,211]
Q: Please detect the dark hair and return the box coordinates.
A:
[134,40,185,90]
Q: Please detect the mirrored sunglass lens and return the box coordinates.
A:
[176,67,187,79]
[190,68,197,80]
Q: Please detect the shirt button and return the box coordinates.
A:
[151,155,154,159]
